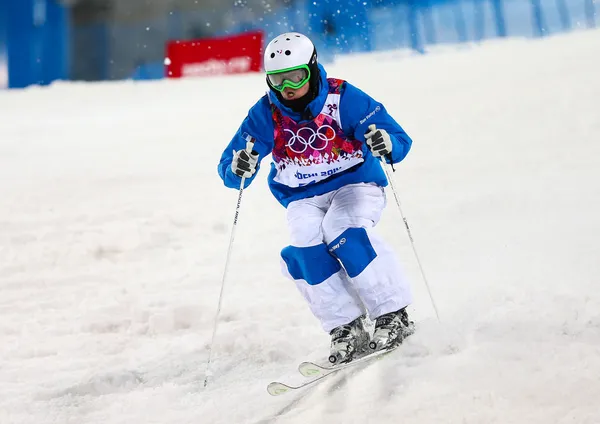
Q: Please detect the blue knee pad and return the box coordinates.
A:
[281,244,341,286]
[327,228,377,278]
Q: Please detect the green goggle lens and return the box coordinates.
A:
[267,65,311,92]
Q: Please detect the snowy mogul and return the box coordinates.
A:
[218,32,414,364]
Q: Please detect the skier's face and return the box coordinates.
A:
[282,82,310,100]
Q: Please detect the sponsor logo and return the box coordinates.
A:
[284,125,336,154]
[329,238,346,252]
[359,105,381,125]
[294,171,318,180]
[182,57,252,77]
[294,166,342,181]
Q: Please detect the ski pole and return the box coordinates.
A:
[381,154,441,322]
[203,135,255,388]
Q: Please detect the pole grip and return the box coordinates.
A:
[244,134,256,154]
[366,124,395,172]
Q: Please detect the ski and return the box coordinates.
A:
[298,343,399,378]
[266,345,399,396]
[266,369,337,396]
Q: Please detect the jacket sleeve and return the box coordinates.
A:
[339,82,412,164]
[217,95,275,189]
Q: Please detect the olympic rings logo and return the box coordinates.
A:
[284,125,336,154]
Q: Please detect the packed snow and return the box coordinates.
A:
[1,29,599,424]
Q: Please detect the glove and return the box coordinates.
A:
[231,149,259,178]
[365,124,392,157]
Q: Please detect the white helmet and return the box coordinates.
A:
[263,32,318,92]
[264,32,316,72]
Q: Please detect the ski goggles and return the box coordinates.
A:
[266,65,311,92]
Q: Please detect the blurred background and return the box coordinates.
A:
[0,0,597,88]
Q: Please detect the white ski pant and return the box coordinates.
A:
[280,183,412,333]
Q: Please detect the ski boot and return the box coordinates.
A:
[328,315,370,365]
[369,307,414,351]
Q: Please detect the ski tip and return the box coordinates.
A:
[298,361,324,378]
[267,382,292,396]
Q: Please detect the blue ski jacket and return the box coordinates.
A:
[217,64,412,208]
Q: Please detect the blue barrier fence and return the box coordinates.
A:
[0,0,69,88]
[126,0,597,81]
[0,0,597,88]
[0,0,6,88]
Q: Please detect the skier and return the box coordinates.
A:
[218,32,414,364]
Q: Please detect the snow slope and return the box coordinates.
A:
[1,29,599,424]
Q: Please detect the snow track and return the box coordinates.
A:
[1,29,599,424]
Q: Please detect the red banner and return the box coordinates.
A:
[165,31,264,79]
